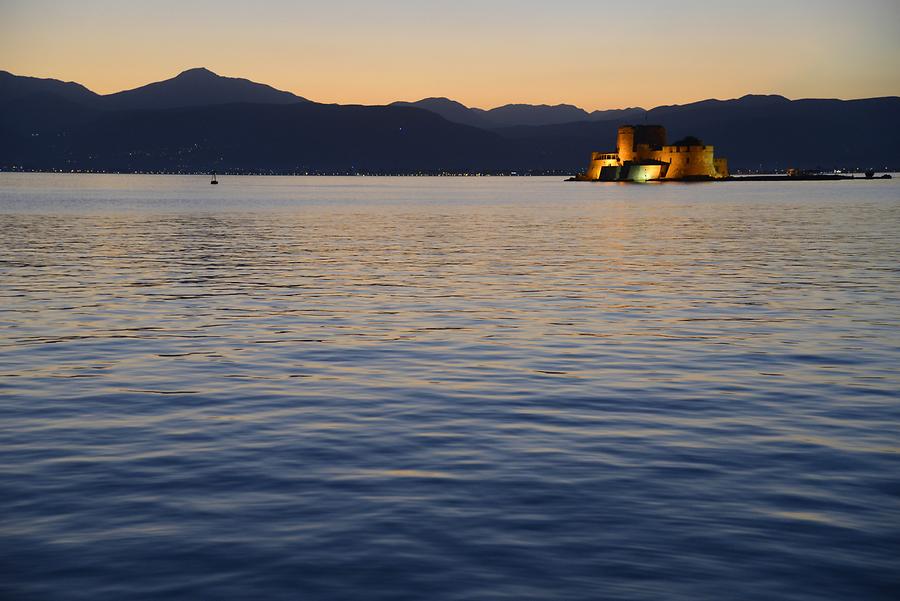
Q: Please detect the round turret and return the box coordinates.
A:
[616,126,635,162]
[617,125,667,162]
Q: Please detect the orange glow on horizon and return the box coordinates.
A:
[2,0,899,111]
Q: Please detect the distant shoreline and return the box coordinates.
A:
[2,170,897,179]
[0,170,569,177]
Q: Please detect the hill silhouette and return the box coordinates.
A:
[0,70,100,105]
[1,69,898,173]
[102,67,308,110]
[391,98,492,128]
[392,98,646,128]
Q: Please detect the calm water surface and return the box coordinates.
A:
[1,174,899,600]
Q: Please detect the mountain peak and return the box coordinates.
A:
[175,67,218,79]
[101,68,308,110]
[420,97,468,107]
[390,97,491,128]
[736,94,790,104]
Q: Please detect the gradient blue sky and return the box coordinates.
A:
[2,0,899,109]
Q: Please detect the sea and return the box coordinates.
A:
[1,173,898,601]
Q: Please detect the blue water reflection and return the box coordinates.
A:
[1,174,898,600]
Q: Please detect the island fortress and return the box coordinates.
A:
[577,124,729,181]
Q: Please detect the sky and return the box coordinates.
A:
[2,0,900,110]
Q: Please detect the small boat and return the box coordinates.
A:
[210,172,219,185]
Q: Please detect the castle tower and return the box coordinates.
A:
[634,125,666,149]
[617,125,667,162]
[616,126,635,162]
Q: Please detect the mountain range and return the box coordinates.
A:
[0,68,308,110]
[2,67,898,173]
[390,97,646,128]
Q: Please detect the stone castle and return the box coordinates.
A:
[579,125,729,181]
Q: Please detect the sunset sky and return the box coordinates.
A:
[3,0,899,110]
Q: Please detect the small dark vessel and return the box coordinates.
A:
[210,172,219,185]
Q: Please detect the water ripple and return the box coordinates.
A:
[1,174,899,601]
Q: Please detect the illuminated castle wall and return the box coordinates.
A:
[583,125,729,181]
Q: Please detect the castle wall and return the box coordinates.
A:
[626,163,664,182]
[634,144,658,162]
[586,152,619,180]
[655,145,719,179]
[598,166,623,181]
[714,157,729,178]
